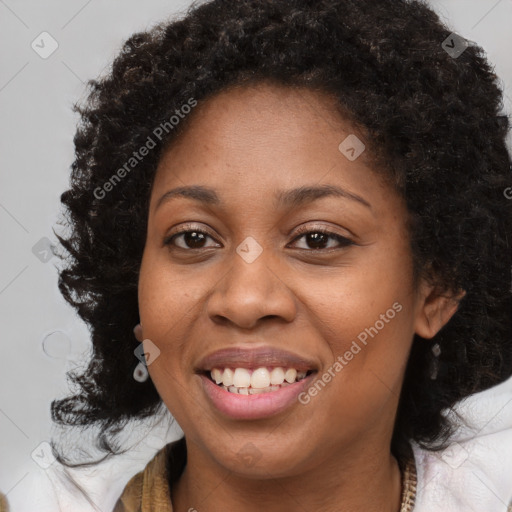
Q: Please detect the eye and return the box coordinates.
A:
[289,227,354,251]
[163,225,219,250]
[163,224,354,252]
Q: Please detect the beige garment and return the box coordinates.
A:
[0,492,9,512]
[113,436,417,512]
[113,440,178,512]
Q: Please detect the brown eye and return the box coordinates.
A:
[164,228,219,250]
[163,225,354,252]
[290,229,354,251]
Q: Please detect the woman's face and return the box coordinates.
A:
[138,83,442,477]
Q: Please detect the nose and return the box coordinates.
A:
[206,244,297,331]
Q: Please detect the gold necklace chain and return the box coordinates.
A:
[400,455,417,512]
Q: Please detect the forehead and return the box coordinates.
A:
[151,83,381,203]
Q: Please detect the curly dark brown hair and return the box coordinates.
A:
[51,0,512,466]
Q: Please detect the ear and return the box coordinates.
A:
[414,281,466,339]
[133,323,144,342]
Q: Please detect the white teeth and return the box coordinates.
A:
[269,367,285,385]
[285,368,297,383]
[233,368,251,388]
[212,368,223,384]
[210,366,311,394]
[251,367,271,388]
[222,368,234,387]
[249,387,268,394]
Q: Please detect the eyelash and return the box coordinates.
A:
[163,224,354,252]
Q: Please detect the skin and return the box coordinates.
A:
[137,82,461,512]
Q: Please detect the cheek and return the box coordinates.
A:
[296,296,414,439]
[306,239,416,397]
[316,242,413,341]
[137,249,220,405]
[137,252,197,417]
[138,248,205,341]
[309,280,413,384]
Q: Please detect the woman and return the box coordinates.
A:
[43,0,512,511]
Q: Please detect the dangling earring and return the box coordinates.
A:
[133,323,149,382]
[430,343,441,380]
[133,361,149,382]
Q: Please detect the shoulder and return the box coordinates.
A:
[411,379,512,511]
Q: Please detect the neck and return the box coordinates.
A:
[171,440,403,512]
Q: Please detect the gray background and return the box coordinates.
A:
[1,1,511,511]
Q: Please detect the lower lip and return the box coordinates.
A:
[199,373,316,420]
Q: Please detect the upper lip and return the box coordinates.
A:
[196,346,319,372]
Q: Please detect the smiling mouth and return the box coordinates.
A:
[203,366,316,395]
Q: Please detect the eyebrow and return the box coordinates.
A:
[155,184,372,211]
